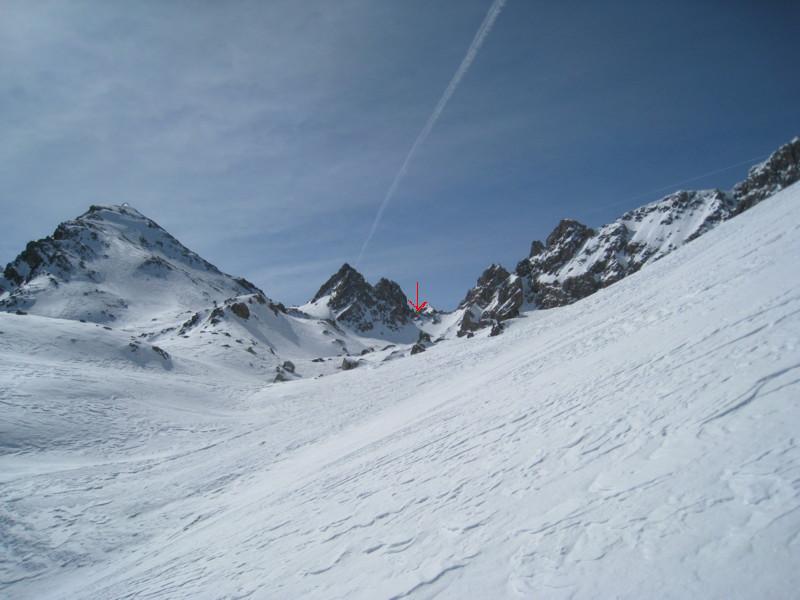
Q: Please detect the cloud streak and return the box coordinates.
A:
[355,0,507,265]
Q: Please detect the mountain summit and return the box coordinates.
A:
[0,204,261,326]
[303,263,421,339]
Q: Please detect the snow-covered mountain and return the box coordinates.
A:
[2,177,798,599]
[458,136,800,335]
[2,137,797,349]
[0,204,262,327]
[0,206,449,379]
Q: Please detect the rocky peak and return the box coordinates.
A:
[733,137,800,212]
[457,263,522,337]
[478,264,510,288]
[457,135,800,336]
[529,240,545,257]
[1,203,263,324]
[460,264,510,309]
[545,219,592,248]
[536,219,595,274]
[374,278,406,306]
[311,263,369,307]
[306,264,416,334]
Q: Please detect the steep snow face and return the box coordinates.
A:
[300,263,432,344]
[460,136,800,333]
[1,182,798,599]
[0,204,261,326]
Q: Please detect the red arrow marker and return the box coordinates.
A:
[408,281,428,313]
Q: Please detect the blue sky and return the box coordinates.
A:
[2,0,798,308]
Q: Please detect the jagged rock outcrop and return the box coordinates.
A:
[341,356,361,370]
[733,137,800,213]
[459,136,800,334]
[457,264,523,337]
[230,302,250,320]
[410,330,433,355]
[305,263,417,334]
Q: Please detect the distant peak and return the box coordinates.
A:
[545,219,593,248]
[529,240,545,257]
[373,277,405,301]
[337,262,359,276]
[311,263,367,303]
[477,264,510,287]
[77,203,150,223]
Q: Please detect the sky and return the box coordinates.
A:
[1,0,799,309]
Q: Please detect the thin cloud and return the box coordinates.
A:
[355,0,507,265]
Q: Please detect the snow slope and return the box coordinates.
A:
[1,182,799,598]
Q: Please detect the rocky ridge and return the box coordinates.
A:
[305,263,420,335]
[457,136,800,335]
[2,137,797,349]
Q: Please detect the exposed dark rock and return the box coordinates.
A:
[209,307,224,325]
[136,255,174,276]
[733,137,800,213]
[341,357,360,370]
[457,309,481,338]
[151,345,170,360]
[309,263,416,333]
[268,301,287,316]
[461,264,509,309]
[234,277,260,294]
[410,330,434,354]
[230,302,250,319]
[312,263,367,305]
[179,312,201,334]
[529,240,545,257]
[282,360,295,373]
[458,264,524,333]
[489,321,504,337]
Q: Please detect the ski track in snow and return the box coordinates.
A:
[1,184,800,598]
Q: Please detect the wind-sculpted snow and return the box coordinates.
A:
[1,182,799,597]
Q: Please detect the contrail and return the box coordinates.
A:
[356,0,507,265]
